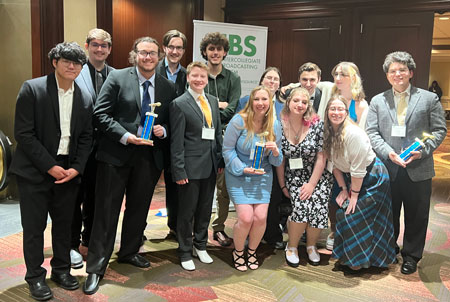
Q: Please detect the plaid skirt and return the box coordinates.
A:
[332,157,397,268]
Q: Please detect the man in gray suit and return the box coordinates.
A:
[170,61,223,271]
[366,51,447,275]
[71,28,114,268]
[83,37,177,294]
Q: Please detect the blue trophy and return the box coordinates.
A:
[141,102,161,142]
[399,132,435,161]
[252,131,269,172]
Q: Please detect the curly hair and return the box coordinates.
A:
[323,95,350,158]
[128,36,160,66]
[48,42,87,65]
[240,86,275,144]
[200,32,229,60]
[383,51,416,73]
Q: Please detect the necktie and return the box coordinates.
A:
[141,80,151,126]
[199,95,212,128]
[397,92,407,126]
[95,71,104,96]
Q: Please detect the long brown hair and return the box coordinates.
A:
[323,95,350,158]
[240,86,275,143]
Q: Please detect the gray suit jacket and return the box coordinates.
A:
[75,63,115,102]
[366,86,447,181]
[170,91,222,181]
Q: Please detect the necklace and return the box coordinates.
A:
[289,119,303,142]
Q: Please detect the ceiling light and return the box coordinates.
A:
[439,17,449,20]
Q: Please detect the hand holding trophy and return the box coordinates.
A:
[141,102,161,143]
[399,132,435,161]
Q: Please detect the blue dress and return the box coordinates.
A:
[223,114,283,204]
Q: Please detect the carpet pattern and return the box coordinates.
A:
[0,129,449,301]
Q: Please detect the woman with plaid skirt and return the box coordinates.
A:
[323,95,397,271]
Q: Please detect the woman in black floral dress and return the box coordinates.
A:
[277,88,333,267]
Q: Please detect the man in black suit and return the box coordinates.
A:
[83,37,177,295]
[10,42,93,301]
[156,29,188,237]
[70,28,114,268]
[170,61,223,271]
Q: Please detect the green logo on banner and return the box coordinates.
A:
[227,34,256,57]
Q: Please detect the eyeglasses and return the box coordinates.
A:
[59,58,82,67]
[167,45,184,52]
[137,50,159,58]
[388,68,409,76]
[329,107,346,112]
[264,76,280,82]
[90,42,109,49]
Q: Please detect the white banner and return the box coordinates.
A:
[193,20,268,97]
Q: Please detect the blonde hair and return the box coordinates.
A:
[323,95,350,158]
[282,87,316,125]
[240,86,275,143]
[331,62,365,102]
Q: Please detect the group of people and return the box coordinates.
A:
[10,25,447,302]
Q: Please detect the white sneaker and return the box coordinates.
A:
[193,247,213,264]
[70,249,83,269]
[306,246,320,266]
[285,246,299,267]
[181,260,196,271]
[326,233,334,251]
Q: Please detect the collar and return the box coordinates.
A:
[188,87,206,101]
[164,57,181,73]
[55,74,74,94]
[393,84,411,97]
[136,67,155,87]
[208,64,226,79]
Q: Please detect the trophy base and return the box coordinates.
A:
[254,168,265,173]
[141,139,153,143]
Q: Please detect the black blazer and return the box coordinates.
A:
[170,91,222,181]
[10,73,93,184]
[157,60,187,97]
[94,67,177,170]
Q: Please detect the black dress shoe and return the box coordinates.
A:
[28,280,53,301]
[83,273,102,295]
[50,273,79,290]
[213,231,232,247]
[401,260,417,275]
[274,241,286,250]
[118,254,150,268]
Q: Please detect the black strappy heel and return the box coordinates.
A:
[247,248,259,270]
[232,249,247,272]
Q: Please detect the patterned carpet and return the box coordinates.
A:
[0,129,450,301]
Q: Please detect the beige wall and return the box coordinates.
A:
[204,0,225,22]
[64,0,97,49]
[429,61,450,97]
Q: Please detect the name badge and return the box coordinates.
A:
[391,125,406,137]
[202,127,215,140]
[326,160,333,173]
[289,158,303,170]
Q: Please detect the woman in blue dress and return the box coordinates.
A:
[223,86,283,271]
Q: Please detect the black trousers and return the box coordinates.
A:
[71,149,97,248]
[391,168,432,262]
[164,169,178,232]
[176,170,216,261]
[86,149,161,275]
[263,168,284,244]
[17,157,79,283]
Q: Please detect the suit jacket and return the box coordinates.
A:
[157,60,187,97]
[366,86,447,181]
[10,73,93,184]
[75,63,115,103]
[170,91,223,181]
[94,67,177,170]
